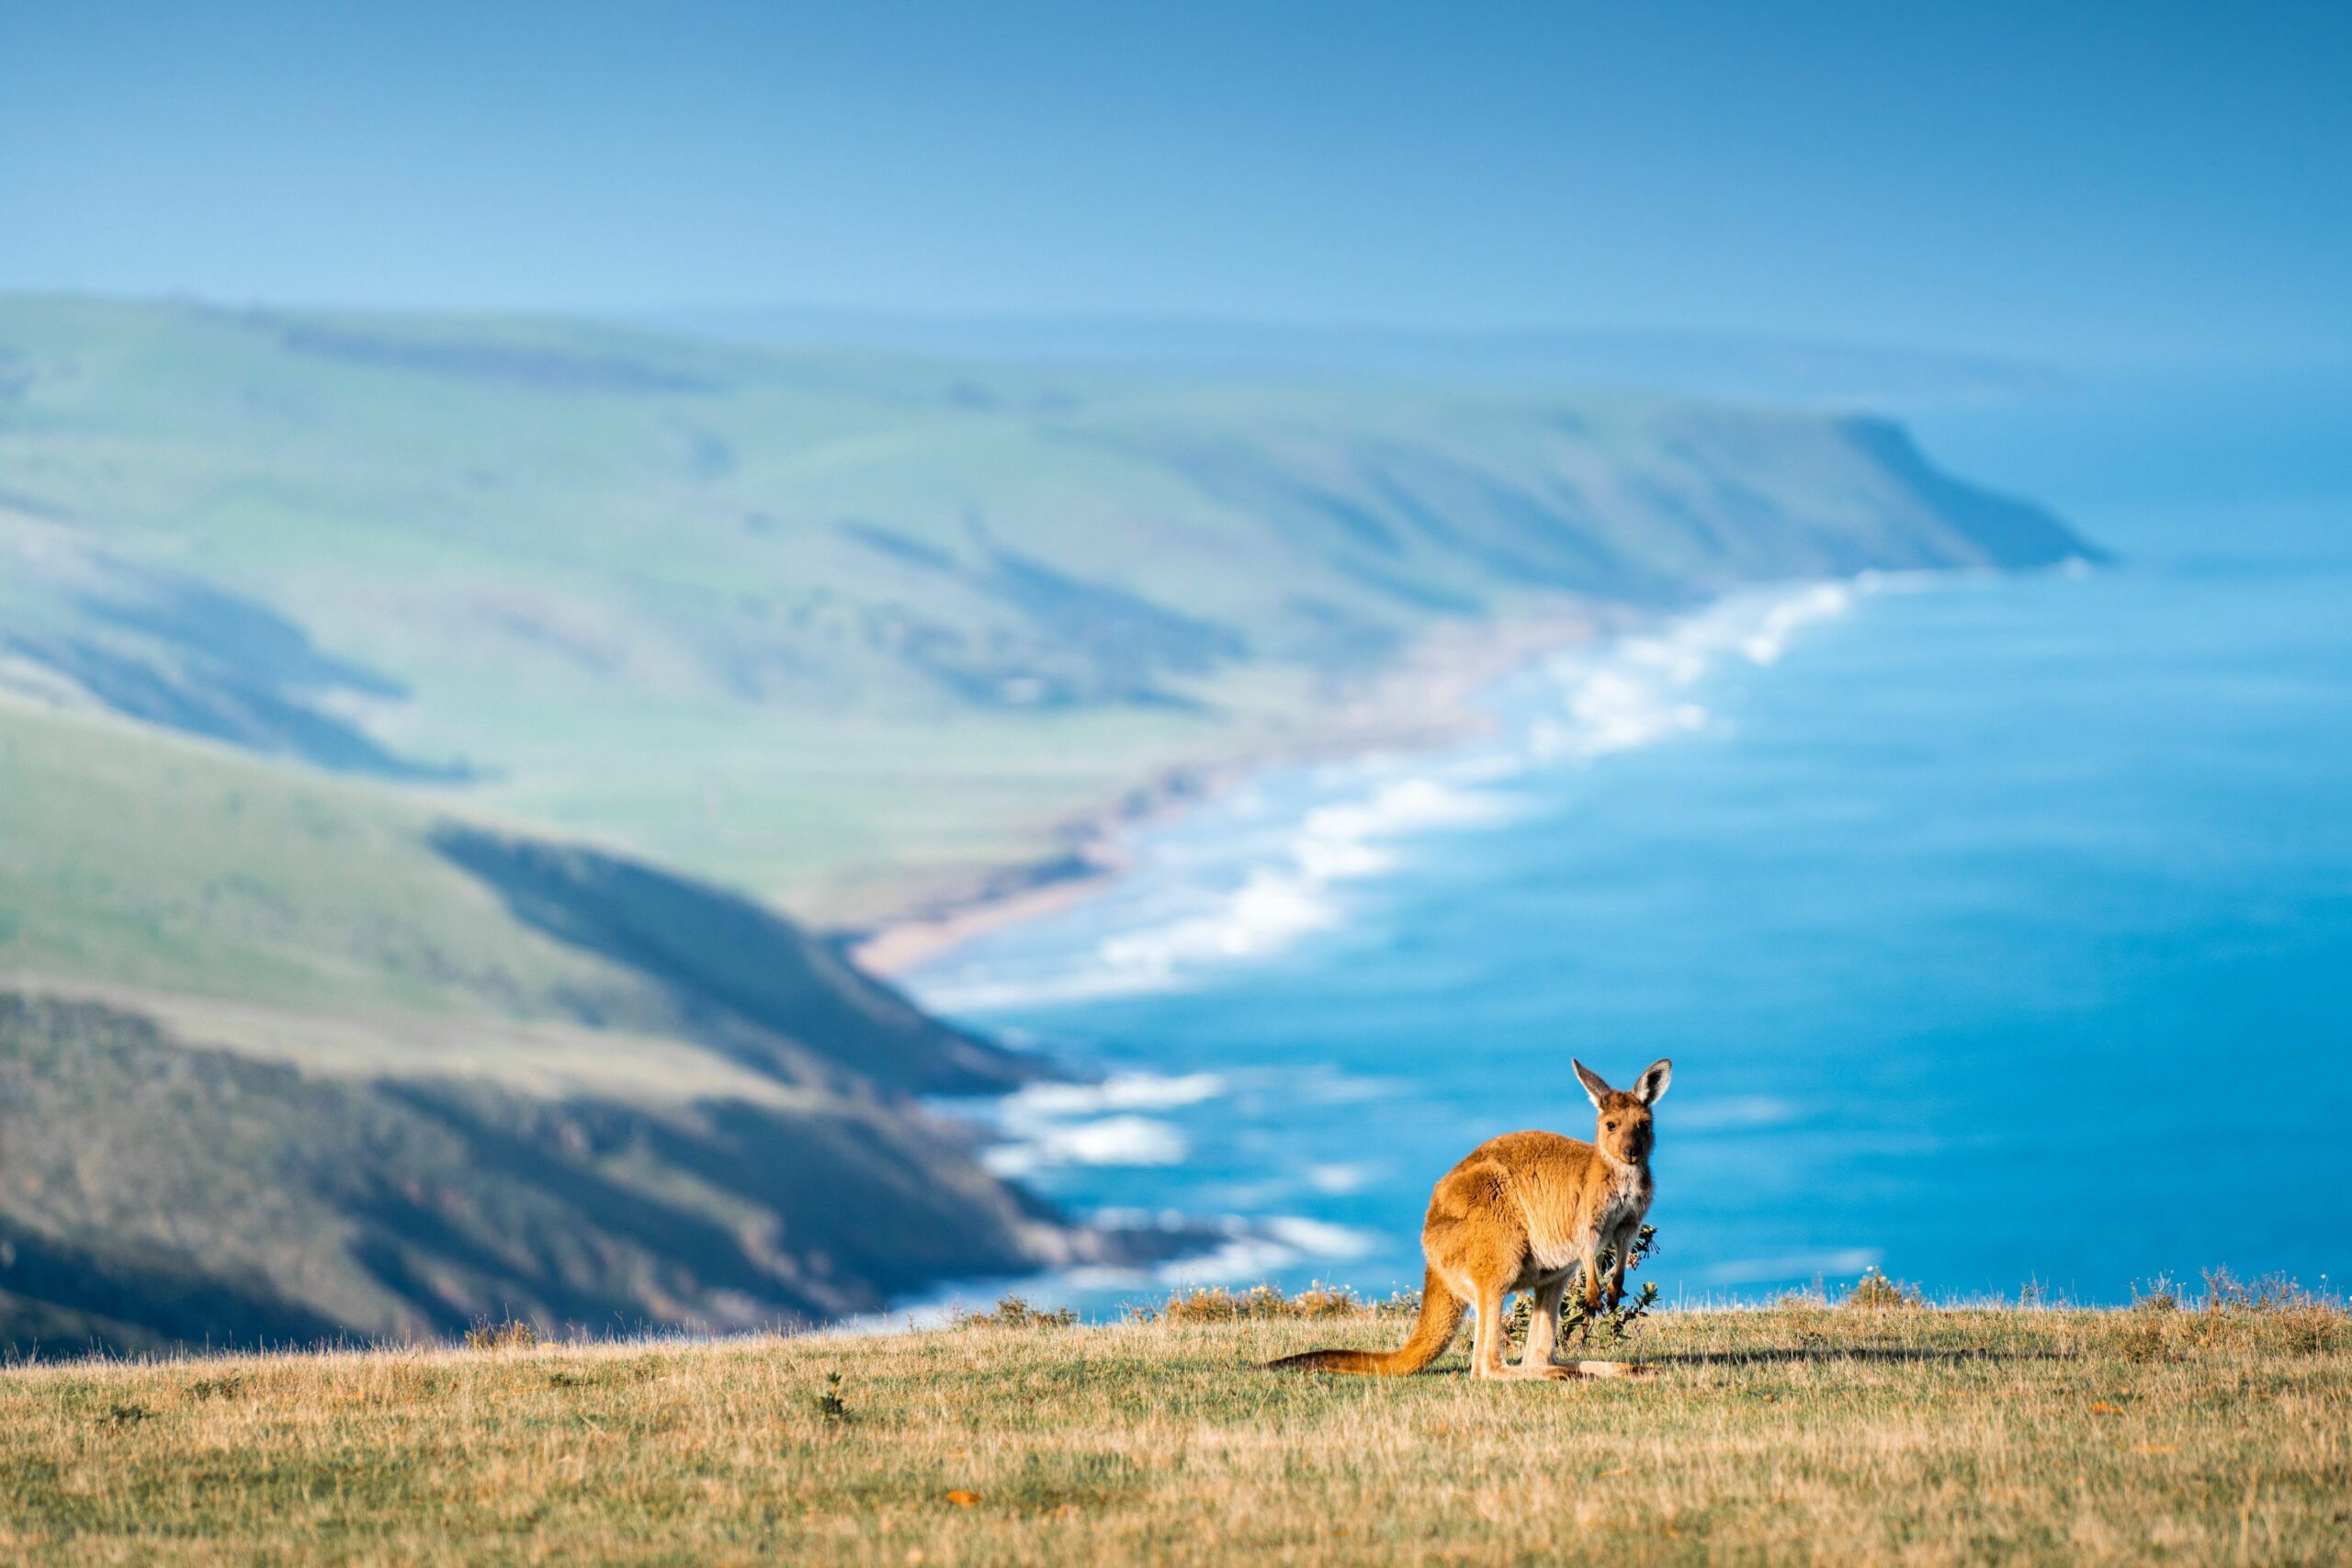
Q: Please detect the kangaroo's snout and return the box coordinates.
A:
[1598,1113,1651,1165]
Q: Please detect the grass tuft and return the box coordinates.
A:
[2117,1269,2346,1364]
[956,1294,1080,1329]
[461,1315,540,1352]
[1128,1281,1418,1323]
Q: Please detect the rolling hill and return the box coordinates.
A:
[0,296,2101,1352]
[0,696,1137,1355]
[0,296,2095,922]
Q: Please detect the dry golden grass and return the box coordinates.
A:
[1,1293,2346,1566]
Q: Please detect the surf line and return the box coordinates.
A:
[910,577,1882,1014]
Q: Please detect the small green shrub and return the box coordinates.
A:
[1506,1224,1662,1348]
[817,1371,850,1424]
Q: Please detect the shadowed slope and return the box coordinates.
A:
[0,996,1077,1355]
[426,825,1037,1095]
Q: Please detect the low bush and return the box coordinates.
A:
[462,1316,539,1351]
[956,1295,1080,1329]
[1842,1269,1923,1310]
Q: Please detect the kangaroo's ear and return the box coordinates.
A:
[1572,1058,1613,1108]
[1634,1057,1673,1105]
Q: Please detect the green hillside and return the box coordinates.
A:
[0,701,1107,1353]
[0,699,1026,1098]
[0,296,2095,922]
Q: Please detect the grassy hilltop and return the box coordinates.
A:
[0,1292,2344,1566]
[0,698,1023,1094]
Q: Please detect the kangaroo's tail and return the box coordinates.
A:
[1265,1268,1464,1375]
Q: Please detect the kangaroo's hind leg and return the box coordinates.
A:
[1467,1277,1510,1379]
[1521,1274,1568,1368]
[1474,1274,1578,1381]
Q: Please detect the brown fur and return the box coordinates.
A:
[1267,1057,1670,1380]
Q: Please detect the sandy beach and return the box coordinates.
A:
[849,603,1622,977]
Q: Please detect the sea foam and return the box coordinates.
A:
[977,1072,1227,1177]
[911,580,1868,1011]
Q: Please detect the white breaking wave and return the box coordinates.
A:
[918,774,1510,1010]
[999,1072,1227,1119]
[828,1210,1386,1327]
[1157,1215,1377,1282]
[1051,1212,1382,1294]
[980,1115,1189,1176]
[1305,1161,1381,1195]
[978,1071,1227,1177]
[911,579,1871,1012]
[1090,775,1505,980]
[1529,581,1857,760]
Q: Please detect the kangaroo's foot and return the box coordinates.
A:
[1550,1359,1653,1379]
[1478,1359,1582,1382]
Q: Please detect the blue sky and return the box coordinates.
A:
[3,0,2346,364]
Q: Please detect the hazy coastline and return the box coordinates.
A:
[850,605,1617,976]
[899,573,1897,1018]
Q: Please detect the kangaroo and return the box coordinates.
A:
[1268,1057,1670,1380]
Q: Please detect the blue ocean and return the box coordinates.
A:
[910,371,2352,1310]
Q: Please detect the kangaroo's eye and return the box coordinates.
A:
[1606,1121,1618,1130]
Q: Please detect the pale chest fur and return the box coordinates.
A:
[1524,1157,1651,1272]
[1591,1158,1653,1239]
